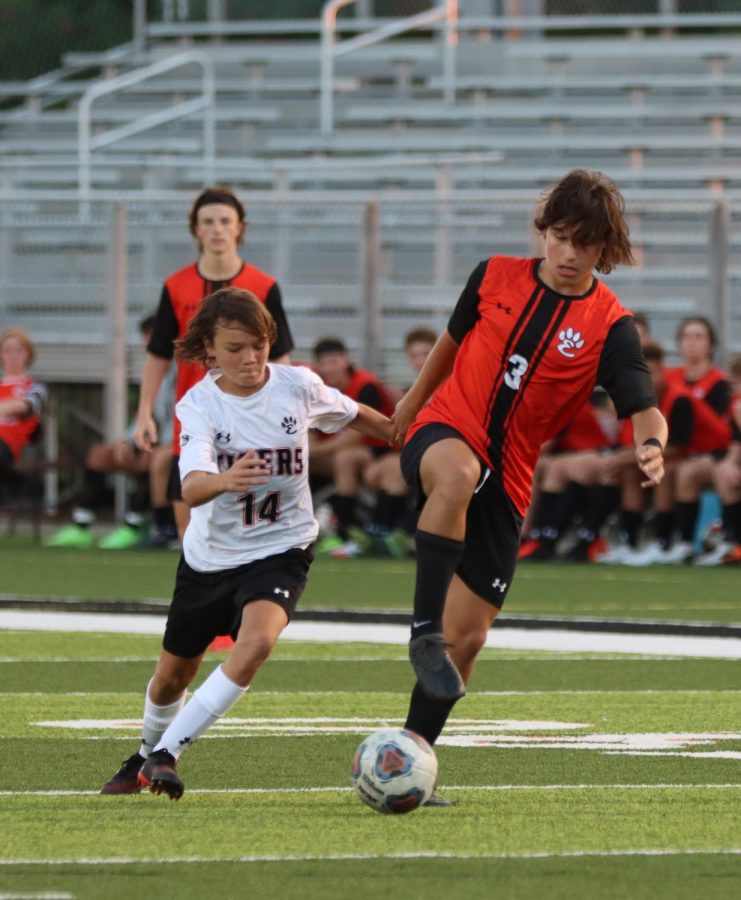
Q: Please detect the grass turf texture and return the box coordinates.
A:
[1,633,740,898]
[1,535,740,623]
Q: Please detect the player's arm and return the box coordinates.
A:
[134,353,172,451]
[265,283,294,364]
[392,261,486,444]
[348,403,394,445]
[631,407,668,487]
[181,451,270,508]
[0,398,32,419]
[392,331,459,444]
[598,315,666,488]
[135,286,178,451]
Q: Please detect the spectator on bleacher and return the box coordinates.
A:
[622,316,731,566]
[333,326,438,558]
[308,337,394,554]
[690,354,741,566]
[45,316,177,550]
[132,186,294,544]
[0,328,46,481]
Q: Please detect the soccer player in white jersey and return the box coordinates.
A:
[100,287,393,800]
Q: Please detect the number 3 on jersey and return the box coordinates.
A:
[238,491,281,527]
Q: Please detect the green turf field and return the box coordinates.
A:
[1,631,740,899]
[1,533,740,896]
[1,535,740,623]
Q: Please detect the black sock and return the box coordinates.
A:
[330,494,357,541]
[551,481,590,537]
[654,511,673,548]
[528,490,560,539]
[153,505,176,531]
[675,500,699,543]
[723,501,741,544]
[404,682,460,746]
[582,485,621,536]
[618,509,643,547]
[411,529,465,638]
[373,492,407,532]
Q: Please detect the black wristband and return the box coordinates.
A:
[642,437,663,450]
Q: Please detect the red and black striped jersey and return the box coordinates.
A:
[407,256,656,515]
[147,261,294,449]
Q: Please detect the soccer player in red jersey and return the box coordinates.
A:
[391,171,667,798]
[133,187,294,541]
[0,328,46,479]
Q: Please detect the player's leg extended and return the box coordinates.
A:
[406,578,499,807]
[408,437,479,702]
[99,650,200,795]
[140,602,288,799]
[406,575,499,745]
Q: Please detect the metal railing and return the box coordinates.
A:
[77,50,215,209]
[320,0,458,134]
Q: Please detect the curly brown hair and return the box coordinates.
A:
[176,288,277,366]
[534,169,635,274]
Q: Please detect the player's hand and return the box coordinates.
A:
[112,440,137,468]
[391,395,420,446]
[134,412,158,452]
[220,450,270,492]
[636,443,664,488]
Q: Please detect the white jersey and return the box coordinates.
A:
[177,365,359,572]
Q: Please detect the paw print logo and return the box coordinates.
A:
[557,327,585,358]
[281,415,298,435]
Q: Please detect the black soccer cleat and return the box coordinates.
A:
[424,790,453,808]
[409,632,465,703]
[137,750,184,800]
[99,752,145,795]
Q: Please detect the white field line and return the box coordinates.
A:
[2,783,741,798]
[2,610,741,658]
[0,894,73,899]
[2,848,741,866]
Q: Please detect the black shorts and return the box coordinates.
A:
[162,546,314,658]
[167,455,182,502]
[401,422,523,609]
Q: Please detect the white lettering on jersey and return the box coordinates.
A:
[504,354,529,391]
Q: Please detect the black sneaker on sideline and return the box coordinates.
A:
[424,790,453,807]
[137,750,184,800]
[409,633,465,703]
[100,752,145,795]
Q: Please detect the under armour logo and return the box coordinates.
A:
[557,327,585,359]
[496,301,513,315]
[492,578,507,593]
[273,587,290,599]
[215,431,232,444]
[281,416,298,435]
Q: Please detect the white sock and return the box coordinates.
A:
[139,679,186,758]
[154,665,247,759]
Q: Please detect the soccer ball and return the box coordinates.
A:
[351,727,438,814]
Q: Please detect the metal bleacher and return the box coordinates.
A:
[0,4,740,386]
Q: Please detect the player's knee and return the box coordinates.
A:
[449,627,488,668]
[236,631,277,667]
